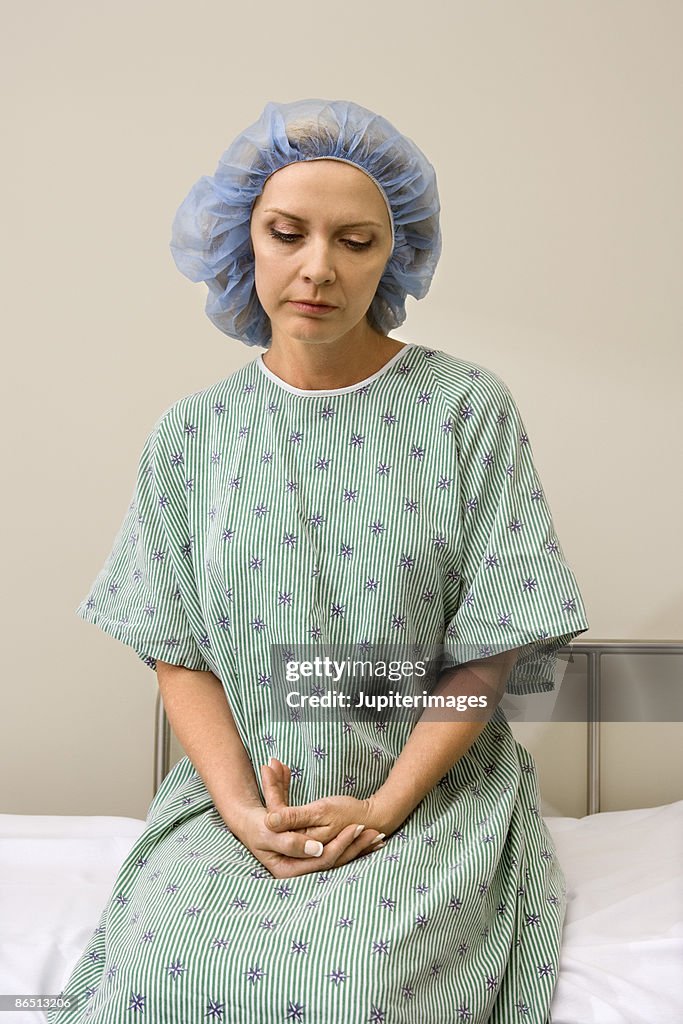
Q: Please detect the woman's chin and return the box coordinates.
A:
[269,314,375,349]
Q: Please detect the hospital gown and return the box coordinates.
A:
[48,342,589,1024]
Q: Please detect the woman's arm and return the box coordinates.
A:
[367,648,518,835]
[155,661,263,831]
[155,661,383,875]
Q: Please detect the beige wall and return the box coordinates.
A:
[3,1,682,820]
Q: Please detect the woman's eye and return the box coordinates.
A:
[269,228,300,244]
[268,228,372,251]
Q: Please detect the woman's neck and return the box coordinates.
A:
[261,331,407,392]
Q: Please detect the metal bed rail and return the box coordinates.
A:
[566,640,682,814]
[153,640,683,815]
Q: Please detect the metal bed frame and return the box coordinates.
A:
[153,640,683,815]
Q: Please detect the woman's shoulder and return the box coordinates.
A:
[148,360,258,441]
[415,344,516,411]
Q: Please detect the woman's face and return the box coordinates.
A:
[249,159,394,349]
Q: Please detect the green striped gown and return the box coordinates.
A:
[48,343,589,1023]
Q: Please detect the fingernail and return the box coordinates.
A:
[375,833,386,842]
[353,824,365,839]
[304,840,323,857]
[268,813,281,827]
[372,841,386,850]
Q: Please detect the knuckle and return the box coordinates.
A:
[280,835,299,857]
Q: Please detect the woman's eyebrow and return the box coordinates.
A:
[263,207,383,229]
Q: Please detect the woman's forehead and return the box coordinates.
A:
[255,160,392,226]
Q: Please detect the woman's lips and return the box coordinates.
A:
[289,301,337,315]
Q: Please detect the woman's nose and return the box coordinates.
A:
[300,240,336,284]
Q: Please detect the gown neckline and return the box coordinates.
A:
[256,342,415,396]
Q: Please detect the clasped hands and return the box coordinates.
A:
[235,757,387,879]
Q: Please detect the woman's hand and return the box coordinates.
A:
[260,758,387,848]
[230,802,382,879]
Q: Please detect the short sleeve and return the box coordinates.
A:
[75,408,212,673]
[444,368,589,695]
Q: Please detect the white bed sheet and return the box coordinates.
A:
[1,801,682,1024]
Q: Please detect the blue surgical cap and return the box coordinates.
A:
[169,98,442,348]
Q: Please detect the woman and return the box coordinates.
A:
[50,99,589,1024]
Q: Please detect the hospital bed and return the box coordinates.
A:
[1,641,682,1023]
